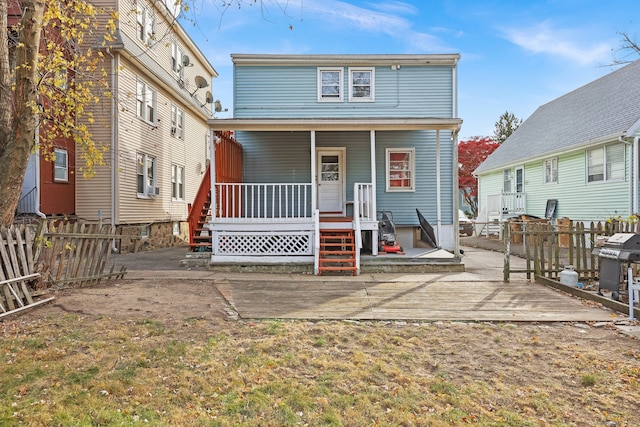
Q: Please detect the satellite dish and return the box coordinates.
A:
[205,91,213,104]
[181,54,191,67]
[214,100,222,112]
[194,75,209,89]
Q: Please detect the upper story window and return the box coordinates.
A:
[588,143,625,183]
[349,67,374,101]
[137,153,157,198]
[136,79,157,125]
[171,41,185,74]
[544,157,558,184]
[385,148,415,192]
[317,68,343,102]
[53,148,68,182]
[136,3,156,47]
[171,104,184,138]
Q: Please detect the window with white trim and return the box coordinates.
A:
[136,3,156,47]
[588,143,625,183]
[386,148,415,191]
[317,68,343,102]
[503,169,512,192]
[136,153,157,197]
[349,67,374,101]
[53,148,68,182]
[171,41,185,74]
[136,80,156,124]
[171,104,184,138]
[171,164,185,201]
[544,157,558,184]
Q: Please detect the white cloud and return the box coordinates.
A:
[502,20,612,65]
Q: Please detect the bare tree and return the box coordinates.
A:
[610,31,640,65]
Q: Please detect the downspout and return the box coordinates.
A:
[633,136,639,214]
[436,129,442,243]
[110,50,118,252]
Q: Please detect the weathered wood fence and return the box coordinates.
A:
[504,219,638,282]
[1,221,127,317]
[40,221,127,287]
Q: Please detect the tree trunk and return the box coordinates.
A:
[0,0,45,226]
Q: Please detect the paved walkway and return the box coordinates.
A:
[109,245,624,322]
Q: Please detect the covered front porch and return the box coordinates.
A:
[204,117,462,275]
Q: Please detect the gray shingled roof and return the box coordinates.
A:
[474,59,640,175]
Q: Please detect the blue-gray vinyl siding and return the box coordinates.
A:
[233,65,455,119]
[236,130,456,227]
[478,143,632,222]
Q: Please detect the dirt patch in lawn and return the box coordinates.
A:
[1,278,639,426]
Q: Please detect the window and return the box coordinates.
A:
[349,67,374,101]
[544,158,558,184]
[385,148,415,191]
[318,68,343,102]
[53,148,68,182]
[171,41,185,74]
[503,169,512,193]
[136,153,157,197]
[588,143,625,183]
[140,224,150,238]
[136,3,155,46]
[171,104,184,138]
[171,164,185,201]
[136,80,156,124]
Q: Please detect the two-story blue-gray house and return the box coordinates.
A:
[203,54,463,275]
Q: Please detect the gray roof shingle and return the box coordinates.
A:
[474,59,640,174]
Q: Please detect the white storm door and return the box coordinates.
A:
[317,149,344,213]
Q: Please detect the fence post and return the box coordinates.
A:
[503,220,510,282]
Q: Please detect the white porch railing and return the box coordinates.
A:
[354,183,375,222]
[486,192,526,218]
[214,183,313,220]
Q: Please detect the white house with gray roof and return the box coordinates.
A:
[474,59,640,226]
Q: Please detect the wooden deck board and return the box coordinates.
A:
[221,279,619,322]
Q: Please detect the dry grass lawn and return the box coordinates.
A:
[1,279,639,426]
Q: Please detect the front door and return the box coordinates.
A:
[317,149,345,214]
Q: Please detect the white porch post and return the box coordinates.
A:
[311,130,317,213]
[370,130,378,255]
[436,130,442,243]
[634,136,639,214]
[209,129,217,219]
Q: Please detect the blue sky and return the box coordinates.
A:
[180,0,637,139]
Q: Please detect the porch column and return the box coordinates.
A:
[370,130,378,255]
[634,137,639,214]
[311,130,317,213]
[210,128,216,220]
[436,130,442,243]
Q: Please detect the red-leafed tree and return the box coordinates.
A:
[458,136,500,217]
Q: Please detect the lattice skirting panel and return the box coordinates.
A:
[214,231,313,255]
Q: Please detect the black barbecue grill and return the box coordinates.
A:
[595,233,640,300]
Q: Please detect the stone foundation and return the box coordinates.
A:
[117,221,189,254]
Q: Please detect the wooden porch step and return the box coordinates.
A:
[318,229,357,276]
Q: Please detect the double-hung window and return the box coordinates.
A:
[171,104,184,138]
[137,153,157,197]
[588,143,625,183]
[171,41,185,74]
[349,67,374,101]
[318,68,343,102]
[171,164,185,201]
[136,80,156,124]
[136,3,156,47]
[544,157,558,184]
[386,148,415,191]
[53,148,68,182]
[503,169,512,193]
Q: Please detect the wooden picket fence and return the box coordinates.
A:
[504,219,638,282]
[39,220,127,287]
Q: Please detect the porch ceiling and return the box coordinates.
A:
[207,117,462,132]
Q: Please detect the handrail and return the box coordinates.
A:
[313,209,320,275]
[214,183,313,219]
[187,163,211,248]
